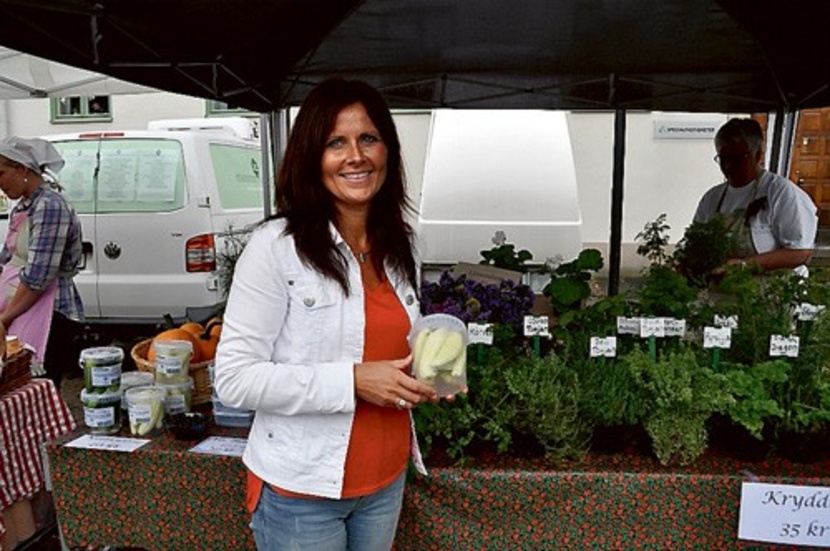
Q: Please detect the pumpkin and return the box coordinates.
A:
[194,319,223,361]
[146,328,203,363]
[179,321,205,337]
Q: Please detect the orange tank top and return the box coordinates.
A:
[245,277,411,510]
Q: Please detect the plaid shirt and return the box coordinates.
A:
[0,185,84,321]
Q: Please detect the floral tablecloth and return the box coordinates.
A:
[0,378,76,539]
[47,428,830,550]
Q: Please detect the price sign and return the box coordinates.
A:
[64,435,150,453]
[589,336,617,358]
[770,335,800,358]
[738,482,830,547]
[703,326,731,349]
[796,303,826,322]
[640,318,665,338]
[190,436,247,457]
[523,315,550,337]
[714,314,739,329]
[616,317,641,335]
[467,323,494,345]
[663,318,687,337]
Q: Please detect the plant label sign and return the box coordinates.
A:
[640,317,665,338]
[467,323,494,345]
[523,315,550,337]
[769,335,800,358]
[714,314,739,329]
[616,317,641,335]
[796,303,826,322]
[738,482,830,547]
[663,318,687,337]
[703,326,731,349]
[589,336,617,358]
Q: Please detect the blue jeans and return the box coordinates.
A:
[250,472,406,551]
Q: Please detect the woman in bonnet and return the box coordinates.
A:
[0,137,84,389]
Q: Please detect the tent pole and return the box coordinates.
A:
[259,112,274,219]
[607,109,626,296]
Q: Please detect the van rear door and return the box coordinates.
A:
[56,136,219,321]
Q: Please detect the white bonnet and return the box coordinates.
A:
[0,137,65,177]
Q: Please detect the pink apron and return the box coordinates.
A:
[0,210,58,366]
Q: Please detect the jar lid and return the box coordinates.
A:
[79,346,125,366]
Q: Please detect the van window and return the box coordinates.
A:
[209,143,264,210]
[54,139,186,214]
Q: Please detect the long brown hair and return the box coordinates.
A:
[275,78,417,295]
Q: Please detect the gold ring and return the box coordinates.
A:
[396,398,407,409]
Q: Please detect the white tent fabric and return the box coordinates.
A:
[0,45,153,99]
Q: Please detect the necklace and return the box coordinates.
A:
[356,250,370,263]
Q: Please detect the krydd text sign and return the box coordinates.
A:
[739,482,830,547]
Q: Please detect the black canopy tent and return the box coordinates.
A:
[1,0,827,290]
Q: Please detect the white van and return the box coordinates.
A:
[45,118,266,326]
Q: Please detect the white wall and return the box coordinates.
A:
[568,111,733,274]
[1,93,744,276]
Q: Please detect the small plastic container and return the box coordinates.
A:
[80,389,122,435]
[118,371,155,411]
[153,340,192,385]
[409,313,468,396]
[79,346,124,394]
[158,377,195,415]
[125,386,167,437]
[212,397,254,428]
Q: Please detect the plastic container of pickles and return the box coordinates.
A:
[408,313,468,396]
[158,377,195,415]
[80,389,122,434]
[79,346,124,394]
[125,386,166,437]
[153,340,192,385]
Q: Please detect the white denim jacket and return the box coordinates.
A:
[214,219,425,499]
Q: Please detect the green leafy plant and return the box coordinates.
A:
[541,249,604,315]
[503,353,590,460]
[673,218,741,288]
[216,230,251,299]
[622,347,733,465]
[635,213,672,266]
[413,346,517,463]
[478,230,533,272]
[721,360,789,439]
[568,354,648,429]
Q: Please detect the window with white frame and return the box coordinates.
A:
[51,95,112,122]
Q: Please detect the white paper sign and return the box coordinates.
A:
[663,318,687,337]
[589,336,617,358]
[703,326,731,349]
[714,314,739,329]
[523,316,550,337]
[467,323,494,345]
[770,335,800,358]
[189,436,247,457]
[796,303,826,322]
[616,317,641,335]
[64,434,150,452]
[640,318,665,338]
[738,482,830,547]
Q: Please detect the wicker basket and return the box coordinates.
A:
[130,338,213,405]
[0,348,33,396]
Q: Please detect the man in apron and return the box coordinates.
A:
[0,137,84,389]
[693,118,818,276]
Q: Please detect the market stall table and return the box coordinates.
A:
[46,423,830,550]
[1,378,76,548]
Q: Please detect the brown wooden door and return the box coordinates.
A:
[789,108,830,227]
